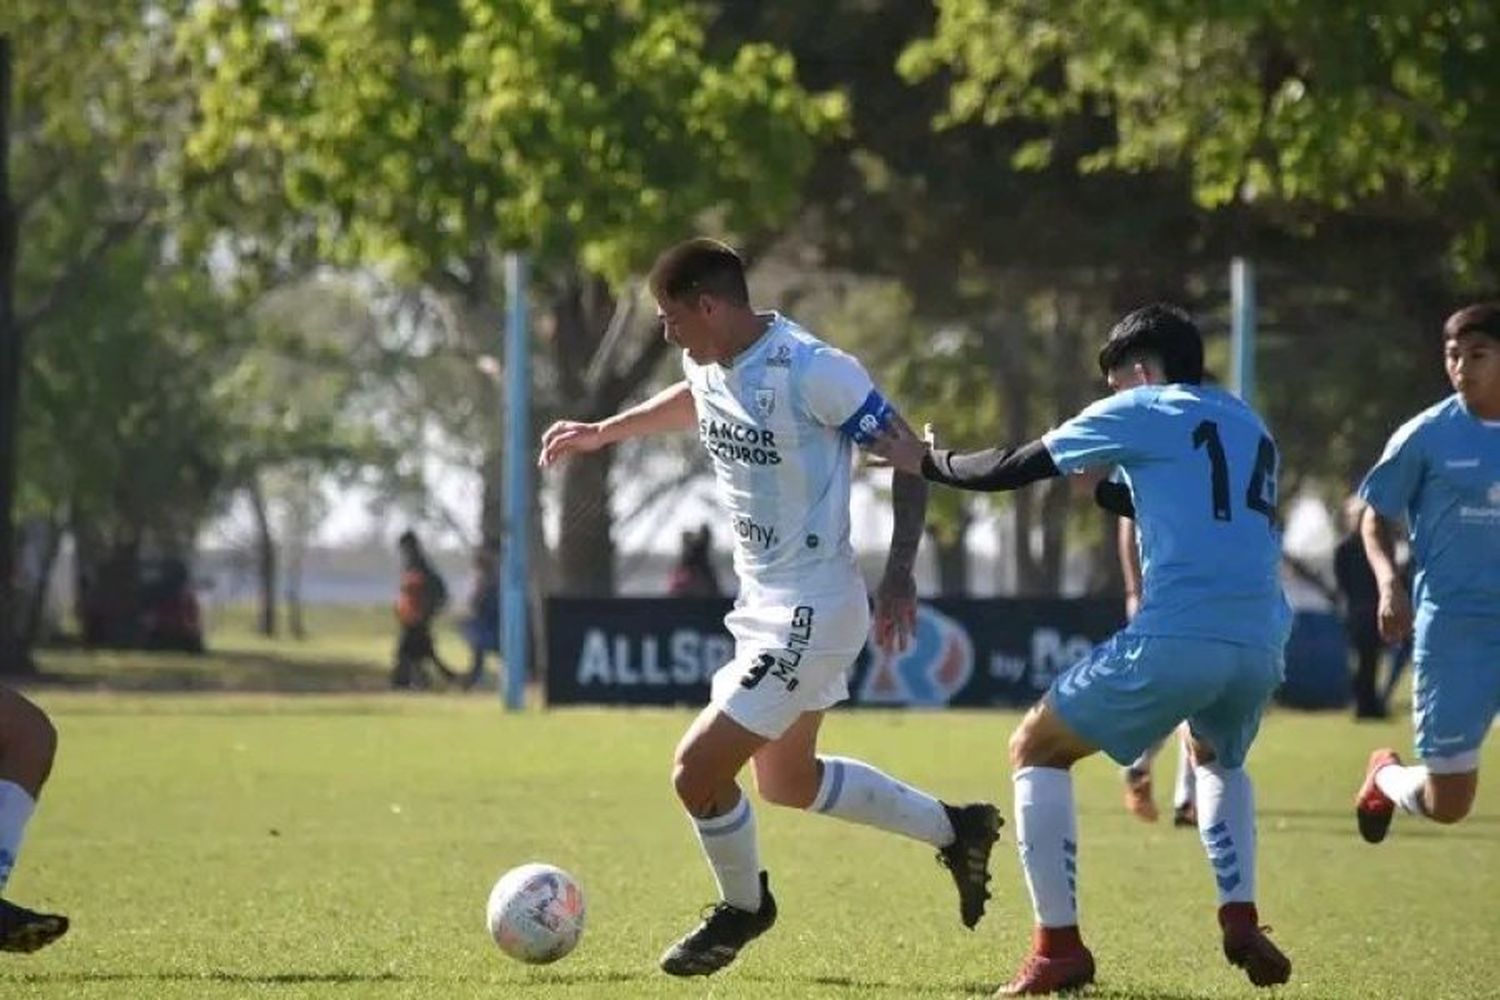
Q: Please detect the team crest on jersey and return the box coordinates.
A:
[858,604,974,707]
[755,388,776,417]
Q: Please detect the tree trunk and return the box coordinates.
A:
[17,516,61,650]
[480,446,503,546]
[931,514,971,597]
[1033,294,1091,595]
[555,451,615,595]
[283,483,308,641]
[1012,487,1045,595]
[990,318,1041,595]
[247,476,277,638]
[547,273,618,596]
[0,41,29,675]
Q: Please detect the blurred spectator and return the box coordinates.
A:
[461,545,500,691]
[392,530,456,689]
[1333,497,1410,718]
[666,525,721,597]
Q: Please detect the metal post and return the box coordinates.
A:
[1230,257,1256,403]
[500,253,531,710]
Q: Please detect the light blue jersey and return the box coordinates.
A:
[1043,384,1292,650]
[1360,394,1500,762]
[1359,395,1500,619]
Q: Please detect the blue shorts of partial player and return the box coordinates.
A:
[1049,633,1284,769]
[1411,610,1500,774]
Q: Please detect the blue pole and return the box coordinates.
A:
[1230,257,1256,403]
[500,253,530,710]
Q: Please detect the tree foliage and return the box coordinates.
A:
[179,0,844,281]
[905,0,1500,280]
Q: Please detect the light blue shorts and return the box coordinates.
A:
[1412,612,1500,765]
[1049,633,1284,768]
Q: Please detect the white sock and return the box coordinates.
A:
[1013,766,1078,927]
[691,790,761,911]
[1375,763,1430,817]
[1195,763,1255,905]
[1174,730,1197,810]
[810,756,954,847]
[0,781,36,892]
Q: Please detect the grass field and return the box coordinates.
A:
[2,613,1497,998]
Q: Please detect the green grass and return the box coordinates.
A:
[31,603,472,693]
[2,625,1497,997]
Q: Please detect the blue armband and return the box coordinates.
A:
[839,390,894,445]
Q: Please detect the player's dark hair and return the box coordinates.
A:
[648,238,750,307]
[1097,303,1205,385]
[1443,302,1500,343]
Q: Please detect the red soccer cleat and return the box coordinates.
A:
[1220,903,1291,987]
[1355,748,1402,844]
[995,928,1096,996]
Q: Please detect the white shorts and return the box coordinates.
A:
[710,591,870,739]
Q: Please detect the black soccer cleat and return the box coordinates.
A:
[937,801,1003,929]
[659,871,777,977]
[0,898,69,953]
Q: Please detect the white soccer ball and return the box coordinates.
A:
[485,863,586,964]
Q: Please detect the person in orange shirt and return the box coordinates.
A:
[392,530,456,689]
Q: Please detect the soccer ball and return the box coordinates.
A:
[485,863,586,964]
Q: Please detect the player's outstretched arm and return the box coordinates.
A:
[1360,505,1413,643]
[537,381,696,468]
[871,422,1062,493]
[873,412,927,654]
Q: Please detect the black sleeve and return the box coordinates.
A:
[919,438,1061,492]
[1093,480,1136,519]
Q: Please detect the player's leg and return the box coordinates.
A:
[1188,645,1290,988]
[1356,615,1497,841]
[417,624,459,684]
[1171,723,1198,827]
[659,703,775,976]
[998,697,1099,996]
[390,627,415,688]
[0,686,67,952]
[752,708,1002,929]
[1381,638,1412,707]
[999,634,1198,994]
[1121,737,1162,823]
[1352,631,1385,719]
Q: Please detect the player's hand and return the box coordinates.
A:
[1376,581,1414,644]
[868,423,929,476]
[1124,592,1141,621]
[538,420,607,468]
[873,571,917,653]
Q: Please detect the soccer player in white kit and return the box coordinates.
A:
[538,238,1002,977]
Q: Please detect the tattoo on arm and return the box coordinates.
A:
[886,467,928,579]
[880,412,927,578]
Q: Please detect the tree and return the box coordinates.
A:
[730,1,1480,597]
[177,0,845,594]
[904,0,1500,283]
[720,1,1201,594]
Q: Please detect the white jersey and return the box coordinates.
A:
[683,312,894,602]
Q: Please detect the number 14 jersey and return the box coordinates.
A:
[1043,384,1293,650]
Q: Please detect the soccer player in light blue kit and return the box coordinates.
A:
[1354,303,1500,840]
[876,304,1292,995]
